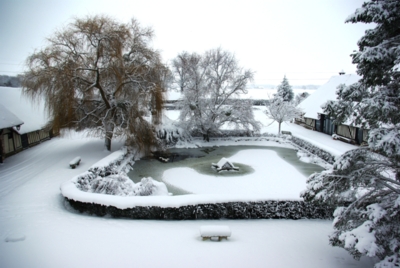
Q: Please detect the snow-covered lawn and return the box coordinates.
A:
[0,128,376,267]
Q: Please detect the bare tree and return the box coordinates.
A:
[265,97,302,135]
[22,15,168,152]
[174,48,260,141]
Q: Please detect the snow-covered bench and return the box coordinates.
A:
[200,225,231,241]
[281,131,292,135]
[69,157,81,169]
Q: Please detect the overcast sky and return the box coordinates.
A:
[0,0,372,85]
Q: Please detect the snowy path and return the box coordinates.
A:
[0,134,376,267]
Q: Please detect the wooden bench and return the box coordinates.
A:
[69,157,81,169]
[281,131,292,135]
[200,225,231,241]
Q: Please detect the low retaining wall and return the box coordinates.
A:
[66,198,334,220]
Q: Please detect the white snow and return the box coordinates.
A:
[0,103,24,129]
[0,87,49,134]
[0,110,376,267]
[164,150,307,199]
[200,225,232,237]
[90,150,125,169]
[69,156,81,166]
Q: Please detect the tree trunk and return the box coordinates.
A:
[278,122,282,136]
[104,123,114,151]
[0,130,4,163]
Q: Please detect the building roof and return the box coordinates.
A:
[0,87,49,134]
[298,74,361,120]
[0,103,24,130]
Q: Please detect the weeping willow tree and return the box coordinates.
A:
[22,15,169,152]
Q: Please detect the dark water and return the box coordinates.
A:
[127,145,325,195]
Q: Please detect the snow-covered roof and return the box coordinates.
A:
[0,87,49,134]
[0,103,24,129]
[215,157,235,168]
[298,74,361,119]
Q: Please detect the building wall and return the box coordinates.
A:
[305,118,315,129]
[337,125,357,140]
[26,130,50,147]
[1,128,51,161]
[1,128,23,156]
[335,124,368,145]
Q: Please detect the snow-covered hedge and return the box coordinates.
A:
[190,129,257,138]
[290,136,336,164]
[62,149,169,198]
[65,198,334,220]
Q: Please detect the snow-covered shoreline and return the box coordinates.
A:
[60,135,332,218]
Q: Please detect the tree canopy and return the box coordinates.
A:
[173,48,260,141]
[302,1,400,267]
[276,75,294,102]
[265,96,302,135]
[22,15,169,152]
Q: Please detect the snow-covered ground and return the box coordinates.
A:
[0,109,373,268]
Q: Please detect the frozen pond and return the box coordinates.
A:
[128,145,324,195]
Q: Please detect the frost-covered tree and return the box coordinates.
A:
[302,1,400,267]
[265,97,302,135]
[293,92,310,106]
[22,15,168,152]
[276,75,294,102]
[174,48,260,141]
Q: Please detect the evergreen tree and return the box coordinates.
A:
[276,75,294,102]
[302,1,400,267]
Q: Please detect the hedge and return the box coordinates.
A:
[66,198,334,220]
[290,136,336,164]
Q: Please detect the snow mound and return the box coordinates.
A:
[86,174,136,196]
[134,177,168,196]
[75,174,168,197]
[63,148,169,199]
[5,234,26,243]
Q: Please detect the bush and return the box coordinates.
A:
[65,199,334,220]
[290,136,336,164]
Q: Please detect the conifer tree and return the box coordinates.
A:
[302,1,400,267]
[276,75,294,102]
